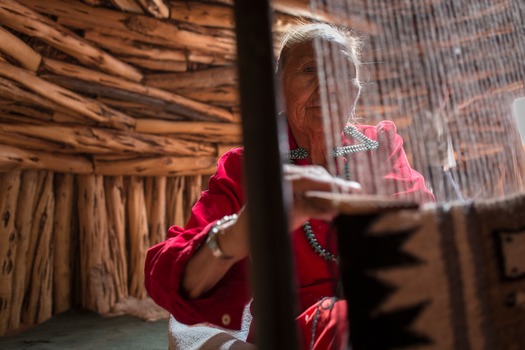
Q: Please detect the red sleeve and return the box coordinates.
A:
[144,148,250,330]
[351,121,435,204]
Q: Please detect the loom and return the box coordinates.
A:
[233,0,525,349]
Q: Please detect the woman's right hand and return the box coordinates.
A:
[283,164,362,231]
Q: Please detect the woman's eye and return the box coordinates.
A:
[303,65,316,73]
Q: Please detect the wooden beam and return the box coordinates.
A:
[42,59,234,123]
[0,144,93,174]
[145,66,237,91]
[94,156,217,176]
[136,0,169,18]
[135,119,241,136]
[0,124,216,157]
[0,62,136,130]
[169,1,234,29]
[0,25,41,71]
[108,0,144,13]
[136,119,242,143]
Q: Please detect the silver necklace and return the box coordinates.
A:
[288,125,379,160]
[288,125,379,264]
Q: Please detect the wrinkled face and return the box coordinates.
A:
[281,40,360,138]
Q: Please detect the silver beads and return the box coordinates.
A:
[303,221,339,264]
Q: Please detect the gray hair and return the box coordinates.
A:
[276,23,362,75]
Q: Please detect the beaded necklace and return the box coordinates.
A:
[288,125,378,264]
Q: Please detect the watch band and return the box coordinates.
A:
[205,214,238,259]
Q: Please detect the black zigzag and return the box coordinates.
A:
[350,301,432,350]
[336,213,432,349]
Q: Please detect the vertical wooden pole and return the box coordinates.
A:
[0,170,21,335]
[77,174,116,314]
[166,176,185,227]
[53,173,74,314]
[9,170,38,330]
[127,176,149,299]
[104,176,129,301]
[24,171,55,324]
[184,175,202,223]
[148,176,166,246]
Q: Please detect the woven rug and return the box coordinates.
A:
[336,193,525,349]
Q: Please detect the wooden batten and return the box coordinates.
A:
[0,0,143,82]
[104,176,129,301]
[23,171,54,325]
[77,175,117,314]
[8,170,38,330]
[0,170,21,335]
[127,176,149,299]
[52,173,74,314]
[94,156,218,176]
[42,59,235,123]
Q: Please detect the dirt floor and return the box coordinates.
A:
[0,309,168,350]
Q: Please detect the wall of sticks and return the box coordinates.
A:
[0,0,346,336]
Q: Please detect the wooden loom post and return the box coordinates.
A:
[233,1,299,349]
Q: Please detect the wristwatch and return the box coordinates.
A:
[205,214,238,259]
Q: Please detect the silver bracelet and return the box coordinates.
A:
[205,214,238,259]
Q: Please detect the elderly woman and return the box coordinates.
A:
[145,23,434,349]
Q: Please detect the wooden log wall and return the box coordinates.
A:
[0,169,205,335]
[0,0,367,336]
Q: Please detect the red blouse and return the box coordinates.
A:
[144,120,434,332]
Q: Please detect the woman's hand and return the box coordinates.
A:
[283,164,362,231]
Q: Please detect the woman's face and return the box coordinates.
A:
[281,40,360,138]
